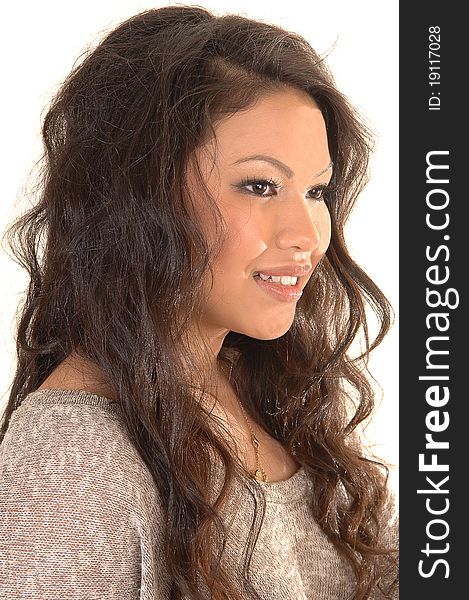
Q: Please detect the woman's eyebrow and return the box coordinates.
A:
[232,154,333,179]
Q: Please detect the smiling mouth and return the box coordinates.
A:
[252,273,304,302]
[253,273,306,291]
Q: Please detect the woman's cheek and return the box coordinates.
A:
[222,204,267,252]
[317,204,332,254]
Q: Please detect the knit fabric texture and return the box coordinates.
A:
[0,389,398,599]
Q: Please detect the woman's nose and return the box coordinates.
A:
[274,194,324,252]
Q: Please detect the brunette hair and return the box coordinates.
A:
[1,5,397,599]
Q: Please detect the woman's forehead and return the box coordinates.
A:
[198,102,330,178]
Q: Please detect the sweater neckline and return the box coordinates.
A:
[22,388,313,503]
[23,387,121,409]
[210,458,312,504]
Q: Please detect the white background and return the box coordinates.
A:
[0,1,398,494]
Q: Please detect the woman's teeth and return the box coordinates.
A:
[256,273,298,286]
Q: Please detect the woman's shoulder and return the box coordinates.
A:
[0,388,170,599]
[1,387,163,515]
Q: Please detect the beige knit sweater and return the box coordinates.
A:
[0,389,398,599]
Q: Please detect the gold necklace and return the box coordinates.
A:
[223,361,269,483]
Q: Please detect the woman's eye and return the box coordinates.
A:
[238,178,329,201]
[307,185,327,201]
[242,179,281,197]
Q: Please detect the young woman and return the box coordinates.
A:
[0,5,398,599]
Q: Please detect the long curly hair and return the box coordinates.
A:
[1,5,397,599]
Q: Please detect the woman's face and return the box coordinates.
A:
[191,87,332,346]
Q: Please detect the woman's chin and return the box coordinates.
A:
[239,317,295,341]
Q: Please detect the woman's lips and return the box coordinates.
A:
[252,273,303,302]
[252,264,312,278]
